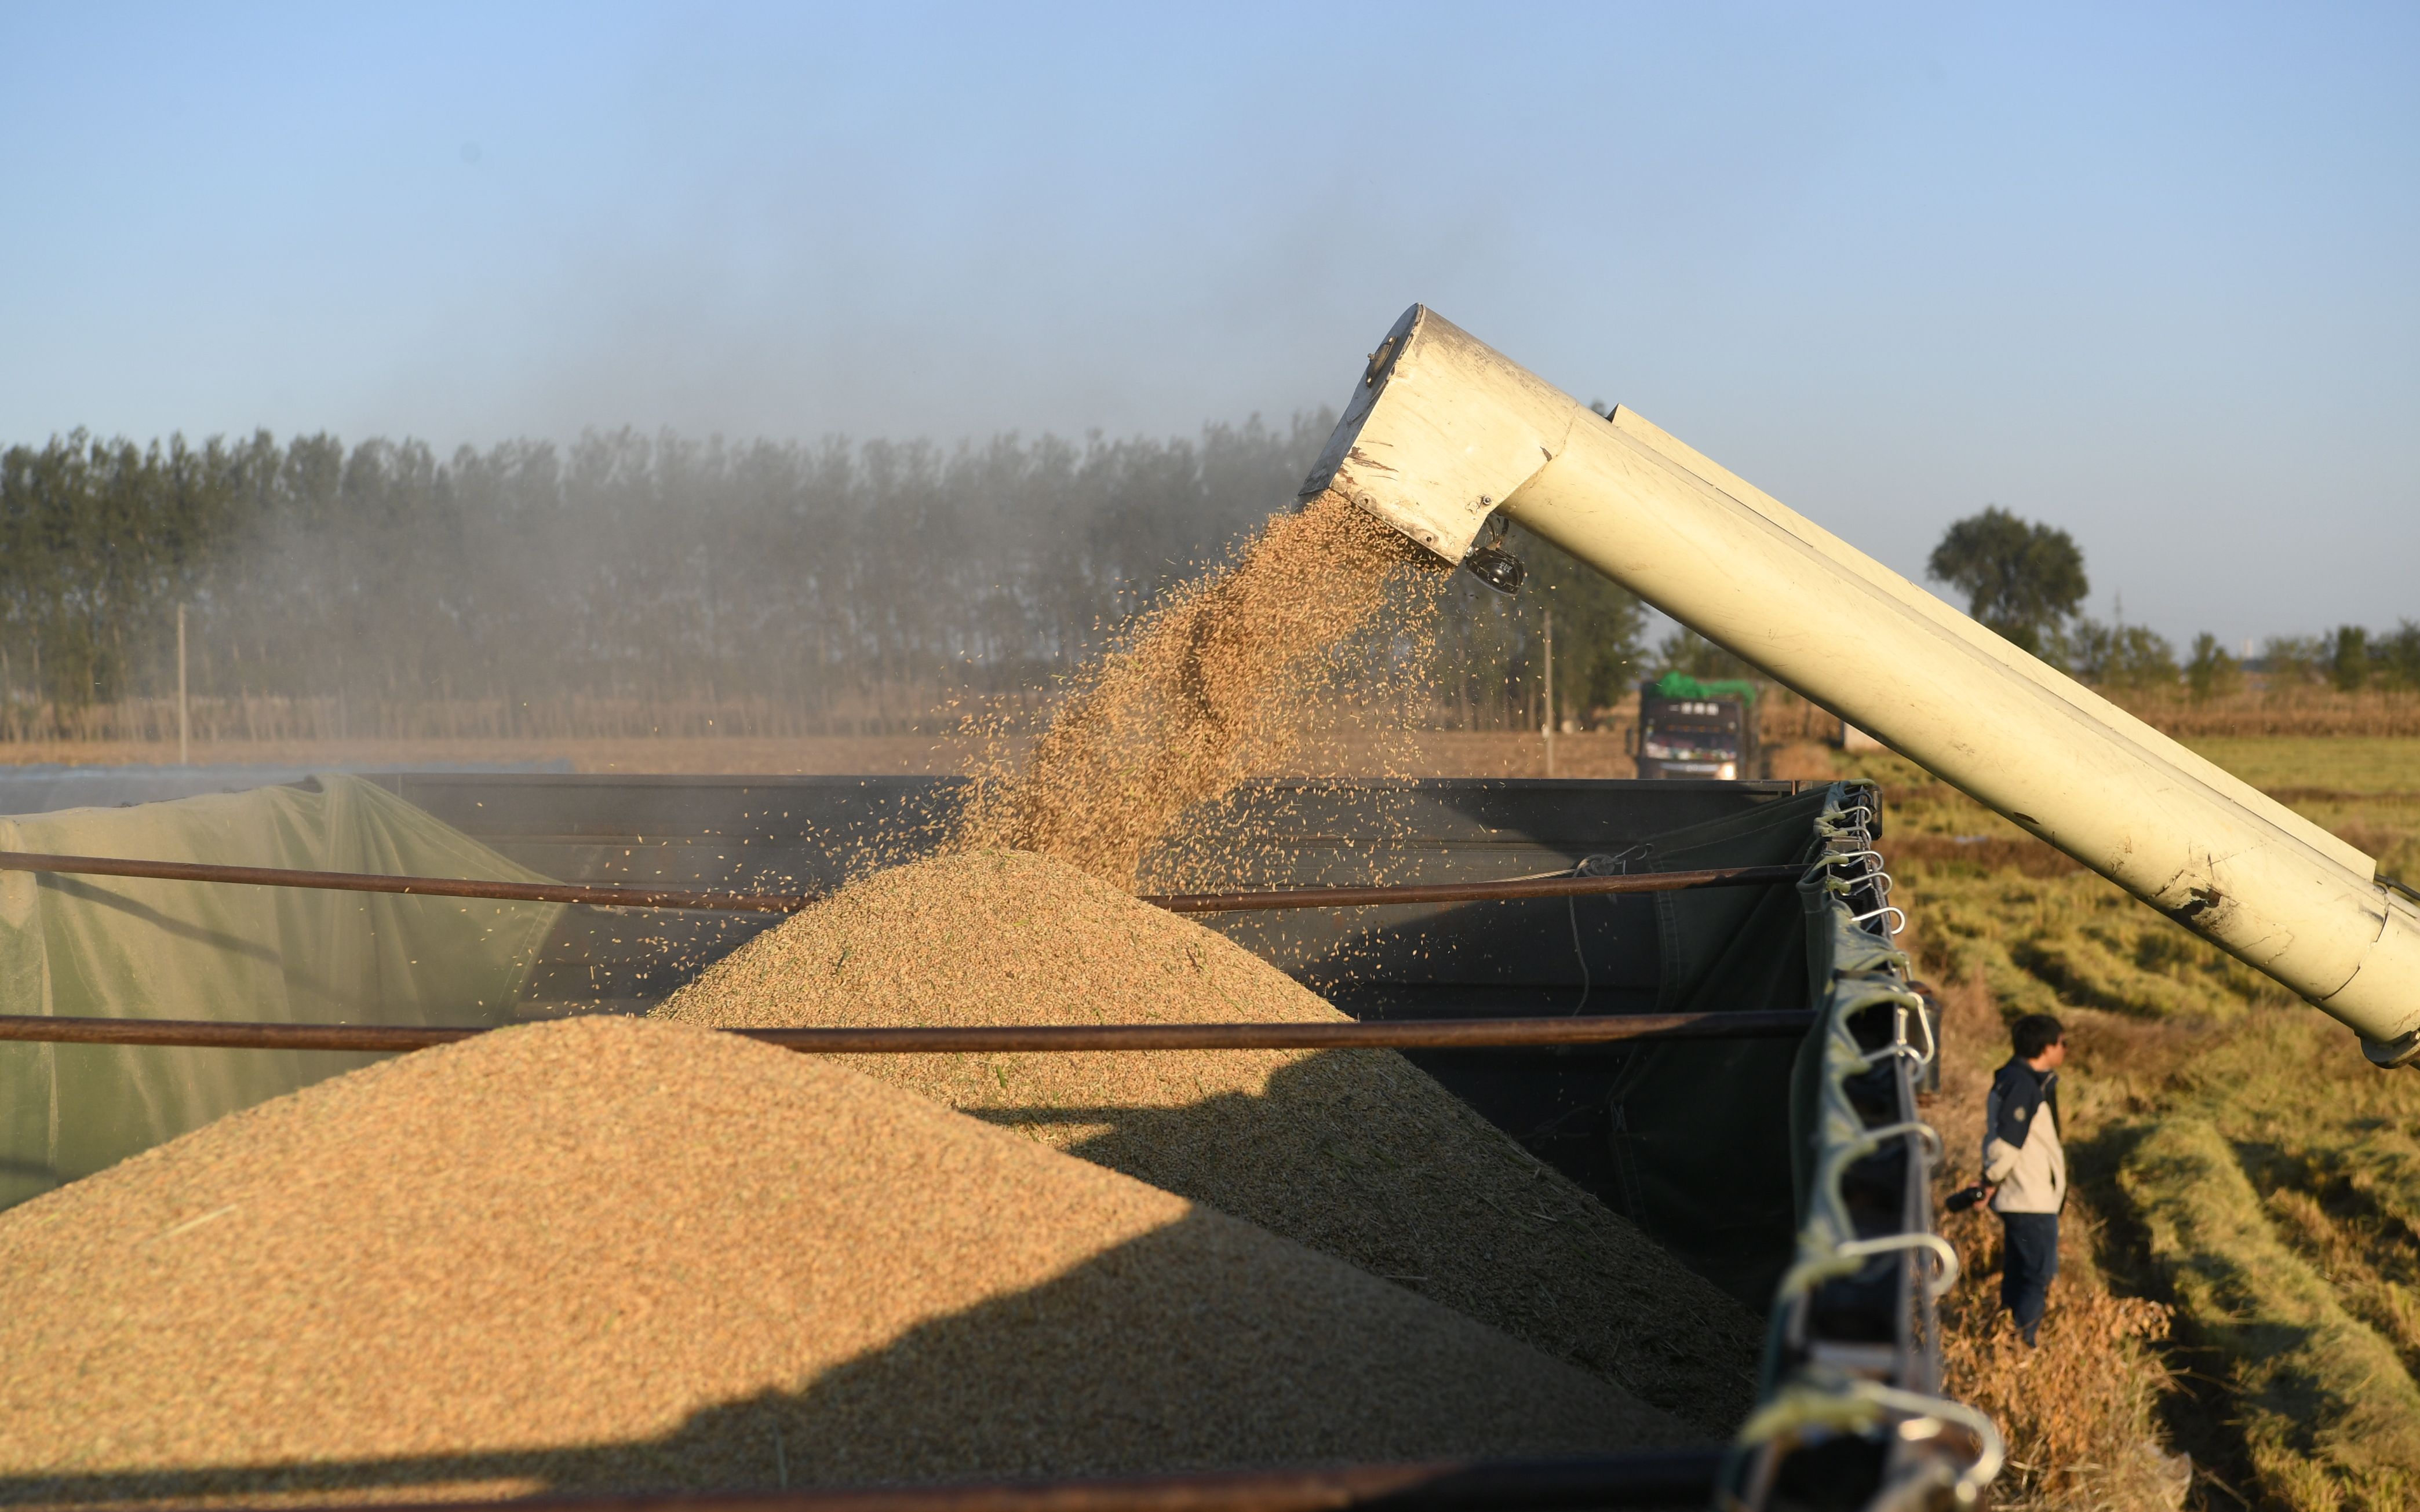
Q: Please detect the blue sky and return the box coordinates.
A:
[4,2,2415,647]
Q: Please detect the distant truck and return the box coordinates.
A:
[1632,672,1759,780]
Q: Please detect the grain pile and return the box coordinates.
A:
[0,1016,1683,1506]
[655,849,1763,1433]
[956,490,1441,886]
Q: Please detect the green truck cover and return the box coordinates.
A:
[1650,671,1762,703]
[0,775,560,1209]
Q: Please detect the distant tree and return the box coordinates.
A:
[2059,619,2178,690]
[2332,626,2371,692]
[2374,621,2420,692]
[1515,523,1646,722]
[1926,507,2090,656]
[1654,626,1759,684]
[0,416,1346,732]
[2260,634,2328,685]
[2186,633,2243,702]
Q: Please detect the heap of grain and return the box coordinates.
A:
[655,849,1762,1432]
[0,1017,1684,1504]
[957,490,1440,886]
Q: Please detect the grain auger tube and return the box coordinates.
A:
[1305,304,2420,1067]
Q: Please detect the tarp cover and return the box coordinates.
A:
[1598,784,1831,1303]
[1,775,560,1209]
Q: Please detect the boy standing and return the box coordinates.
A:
[1981,1013,2067,1345]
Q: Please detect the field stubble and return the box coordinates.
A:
[1863,735,2420,1511]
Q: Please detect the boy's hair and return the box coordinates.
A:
[2011,1013,2065,1061]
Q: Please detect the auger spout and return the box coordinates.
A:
[1304,303,2420,1065]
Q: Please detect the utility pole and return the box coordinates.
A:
[176,603,189,766]
[1541,608,1556,778]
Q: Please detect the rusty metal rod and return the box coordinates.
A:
[0,850,812,912]
[1138,864,1802,912]
[0,1010,1816,1054]
[171,1451,1724,1512]
[0,849,1801,916]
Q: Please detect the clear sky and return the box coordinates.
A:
[5,2,2414,648]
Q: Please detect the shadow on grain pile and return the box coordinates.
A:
[654,848,1762,1434]
[0,1017,1681,1508]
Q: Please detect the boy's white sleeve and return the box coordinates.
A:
[1983,1138,2022,1183]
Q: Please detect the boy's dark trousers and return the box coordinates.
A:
[1999,1211,2059,1345]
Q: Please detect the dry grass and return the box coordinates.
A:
[2121,1117,2420,1511]
[1916,969,2188,1512]
[1850,735,2420,1510]
[1936,1249,2185,1511]
[2107,688,2420,739]
[2262,1189,2420,1379]
[0,1017,1686,1506]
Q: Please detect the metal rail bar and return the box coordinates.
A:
[161,1451,1724,1512]
[0,850,811,913]
[0,1010,1816,1054]
[1139,865,1801,912]
[0,849,1801,916]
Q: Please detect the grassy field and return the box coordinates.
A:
[1841,735,2420,1511]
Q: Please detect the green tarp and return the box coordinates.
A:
[1,775,561,1210]
[1649,671,1762,703]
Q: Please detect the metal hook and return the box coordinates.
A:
[1898,997,1938,1067]
[1858,1382,2007,1502]
[1853,903,1907,937]
[1835,1231,1962,1299]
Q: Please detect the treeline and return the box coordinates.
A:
[2032,620,2420,700]
[0,421,1648,740]
[5,429,2403,744]
[1925,505,2419,702]
[2243,626,2420,693]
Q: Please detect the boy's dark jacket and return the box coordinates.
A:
[1989,1058,2058,1151]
